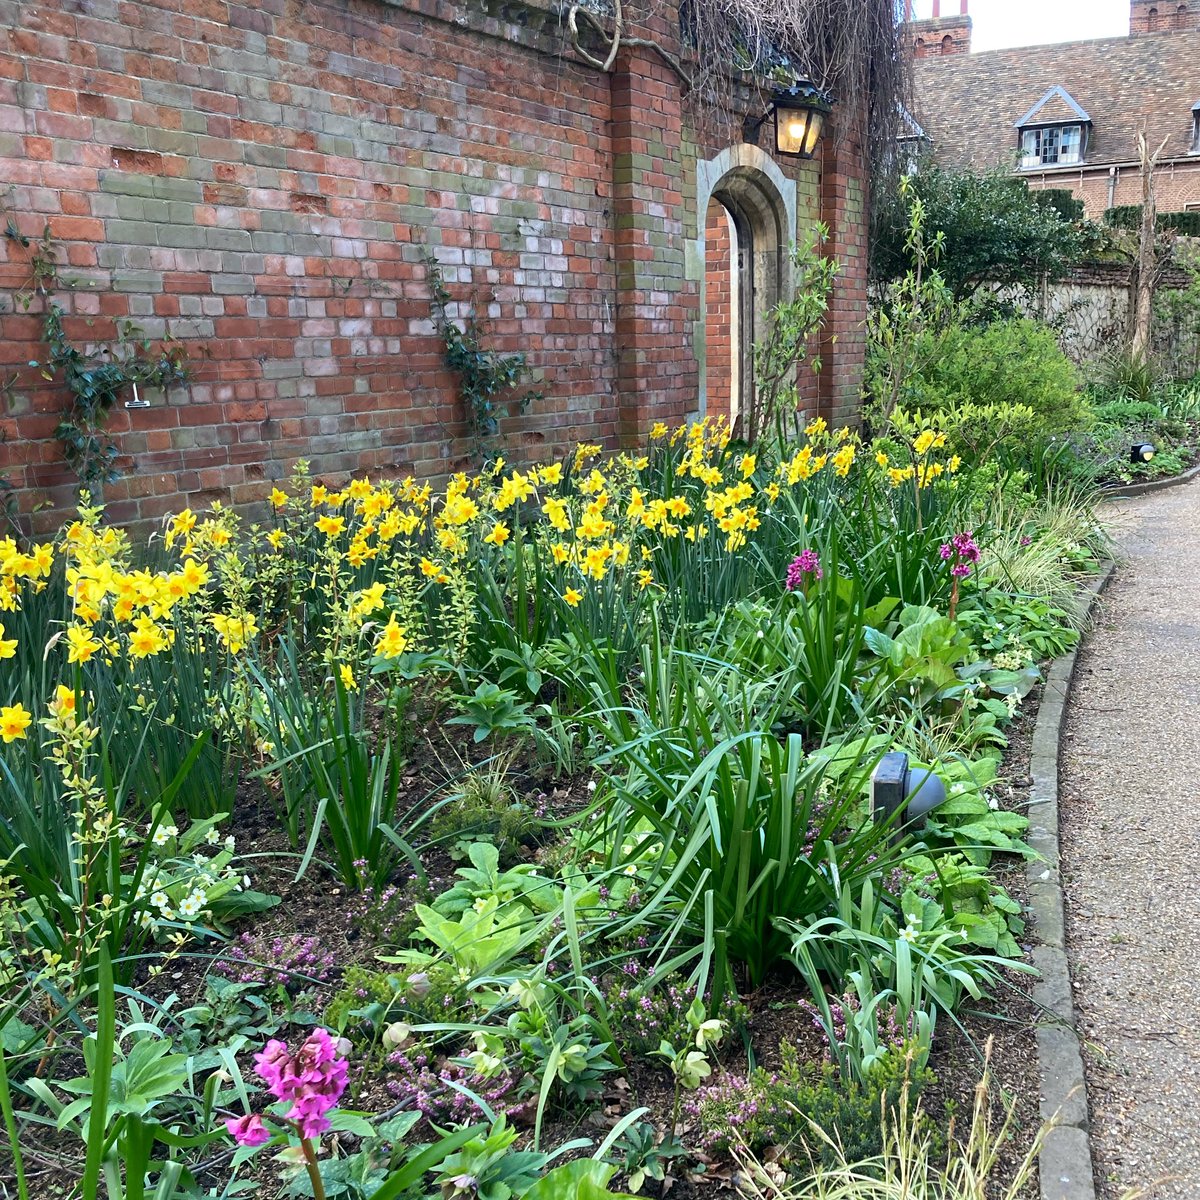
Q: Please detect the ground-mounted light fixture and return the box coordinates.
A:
[871,751,948,844]
[1131,442,1155,464]
[742,80,835,160]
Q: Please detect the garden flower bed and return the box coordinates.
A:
[0,417,1109,1198]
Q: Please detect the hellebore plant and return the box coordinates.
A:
[939,531,979,622]
[653,998,726,1134]
[224,1028,350,1199]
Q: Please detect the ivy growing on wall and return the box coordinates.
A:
[424,252,541,463]
[3,219,191,492]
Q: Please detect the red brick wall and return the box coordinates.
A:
[0,0,870,529]
[703,198,734,422]
[816,111,870,427]
[1024,160,1200,218]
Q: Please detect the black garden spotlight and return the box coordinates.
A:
[1131,442,1155,464]
[871,751,947,845]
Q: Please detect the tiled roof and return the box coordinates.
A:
[913,29,1200,169]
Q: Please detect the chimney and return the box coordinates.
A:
[1129,0,1200,33]
[906,1,973,58]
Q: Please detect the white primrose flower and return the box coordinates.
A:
[150,891,169,909]
[204,827,221,845]
[178,894,202,919]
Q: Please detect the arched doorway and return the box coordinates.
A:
[703,195,746,428]
[696,146,798,441]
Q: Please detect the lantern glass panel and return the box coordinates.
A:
[774,106,826,158]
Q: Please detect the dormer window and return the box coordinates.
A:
[1014,86,1091,169]
[1021,124,1084,167]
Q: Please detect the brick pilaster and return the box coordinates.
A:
[610,44,698,439]
[815,115,869,427]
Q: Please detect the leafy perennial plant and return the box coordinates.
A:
[0,414,1109,1199]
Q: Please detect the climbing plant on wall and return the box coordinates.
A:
[4,219,190,492]
[424,253,541,464]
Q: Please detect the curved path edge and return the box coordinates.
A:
[1027,562,1116,1200]
[1100,461,1200,500]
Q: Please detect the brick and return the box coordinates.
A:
[2,0,866,526]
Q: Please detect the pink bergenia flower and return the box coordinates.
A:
[229,1029,350,1151]
[785,550,823,592]
[225,1113,270,1147]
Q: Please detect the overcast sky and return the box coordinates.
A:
[908,0,1131,51]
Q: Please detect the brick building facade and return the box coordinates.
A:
[0,0,869,530]
[907,0,1200,218]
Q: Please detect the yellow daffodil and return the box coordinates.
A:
[211,612,258,654]
[563,587,583,607]
[0,623,15,659]
[49,684,77,721]
[543,497,571,533]
[0,703,31,743]
[66,624,102,664]
[127,616,168,659]
[376,618,409,658]
[484,521,511,547]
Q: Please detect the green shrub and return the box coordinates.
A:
[875,317,1086,442]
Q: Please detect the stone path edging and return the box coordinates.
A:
[1026,562,1115,1200]
[1100,461,1200,500]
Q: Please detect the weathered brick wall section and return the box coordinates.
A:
[702,198,733,422]
[817,116,869,427]
[0,0,870,527]
[610,42,698,438]
[0,0,620,525]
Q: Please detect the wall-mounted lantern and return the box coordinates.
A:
[871,751,948,844]
[743,80,835,160]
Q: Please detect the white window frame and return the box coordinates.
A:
[1020,124,1084,168]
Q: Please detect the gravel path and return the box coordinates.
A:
[1060,480,1200,1200]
